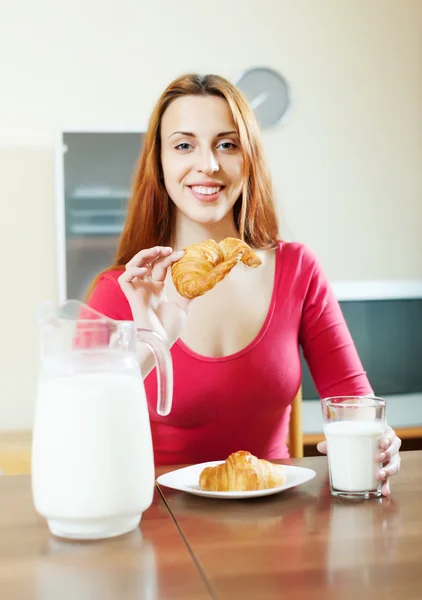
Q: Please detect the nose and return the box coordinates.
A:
[196,148,219,174]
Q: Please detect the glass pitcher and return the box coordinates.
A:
[31,300,173,540]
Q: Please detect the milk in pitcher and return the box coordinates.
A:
[32,370,154,539]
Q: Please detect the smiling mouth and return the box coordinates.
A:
[189,185,224,195]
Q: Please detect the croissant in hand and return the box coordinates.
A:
[199,451,285,492]
[171,237,262,299]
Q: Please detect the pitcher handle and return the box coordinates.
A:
[136,329,173,416]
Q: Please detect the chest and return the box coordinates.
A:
[169,249,277,357]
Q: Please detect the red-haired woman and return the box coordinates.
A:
[87,73,400,493]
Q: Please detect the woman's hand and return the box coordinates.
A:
[317,425,401,497]
[374,425,402,496]
[117,246,191,375]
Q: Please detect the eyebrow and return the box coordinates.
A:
[169,130,238,139]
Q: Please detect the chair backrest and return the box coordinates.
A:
[0,432,32,475]
[0,450,31,475]
[288,385,304,458]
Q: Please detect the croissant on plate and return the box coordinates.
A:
[199,451,285,492]
[171,237,262,299]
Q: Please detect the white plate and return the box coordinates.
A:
[156,461,316,499]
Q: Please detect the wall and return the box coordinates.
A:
[0,0,421,429]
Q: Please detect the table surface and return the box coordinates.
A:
[1,452,421,600]
[0,476,211,599]
[157,451,422,600]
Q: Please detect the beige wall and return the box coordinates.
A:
[1,0,421,429]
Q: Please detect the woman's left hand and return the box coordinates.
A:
[317,425,402,497]
[374,425,402,496]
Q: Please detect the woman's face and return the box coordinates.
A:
[160,94,244,225]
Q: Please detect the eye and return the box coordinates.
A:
[218,141,237,150]
[175,142,193,151]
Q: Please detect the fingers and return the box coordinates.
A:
[118,266,164,301]
[377,453,401,481]
[124,246,184,284]
[151,250,185,281]
[317,440,327,455]
[126,246,173,268]
[376,434,402,463]
[381,479,391,497]
[375,426,401,497]
[119,266,148,282]
[118,267,149,289]
[376,426,402,464]
[379,425,396,451]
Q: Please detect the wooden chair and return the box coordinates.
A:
[0,432,32,475]
[288,385,304,458]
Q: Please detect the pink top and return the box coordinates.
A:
[88,242,372,465]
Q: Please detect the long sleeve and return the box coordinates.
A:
[298,247,373,399]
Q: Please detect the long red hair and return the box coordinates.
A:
[86,73,280,298]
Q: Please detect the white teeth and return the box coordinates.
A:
[191,186,221,195]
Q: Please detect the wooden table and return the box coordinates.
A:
[1,452,421,599]
[0,477,211,599]
[157,451,422,600]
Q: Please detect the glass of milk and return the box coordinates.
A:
[321,396,386,498]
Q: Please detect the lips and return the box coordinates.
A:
[191,185,222,195]
[187,184,225,203]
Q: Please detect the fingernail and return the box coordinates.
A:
[379,470,386,479]
[383,438,390,448]
[378,452,386,461]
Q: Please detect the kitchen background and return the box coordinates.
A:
[58,129,422,437]
[0,1,421,438]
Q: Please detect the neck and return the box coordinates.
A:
[171,210,240,249]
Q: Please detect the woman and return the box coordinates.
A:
[87,73,401,494]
